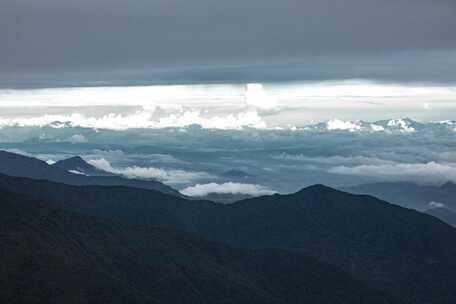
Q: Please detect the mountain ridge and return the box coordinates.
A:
[1,172,456,303]
[53,156,112,176]
[0,188,398,304]
[0,150,183,197]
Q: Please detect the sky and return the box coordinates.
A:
[1,0,456,85]
[1,0,456,196]
[1,0,455,126]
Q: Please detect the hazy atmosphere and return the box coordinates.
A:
[2,1,456,303]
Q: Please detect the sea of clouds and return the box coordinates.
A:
[1,81,456,196]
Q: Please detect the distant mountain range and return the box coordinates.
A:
[343,181,456,226]
[425,207,456,227]
[1,189,397,304]
[0,150,183,197]
[303,118,456,133]
[1,150,456,303]
[344,181,456,211]
[53,155,114,176]
[1,117,455,134]
[197,192,254,204]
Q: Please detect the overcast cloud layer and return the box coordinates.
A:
[1,0,456,85]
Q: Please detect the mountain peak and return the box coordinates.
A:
[53,156,113,177]
[54,156,94,169]
[296,184,341,194]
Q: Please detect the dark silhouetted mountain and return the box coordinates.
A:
[0,150,182,197]
[425,207,456,227]
[0,189,397,304]
[197,192,254,204]
[53,156,112,176]
[221,169,252,179]
[343,182,456,211]
[1,174,455,303]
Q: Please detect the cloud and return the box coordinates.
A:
[329,162,456,185]
[1,148,33,157]
[0,109,266,130]
[273,153,395,166]
[245,83,278,110]
[370,124,385,132]
[326,119,361,131]
[88,158,212,184]
[155,110,266,129]
[2,81,456,130]
[387,119,415,133]
[429,201,446,209]
[68,169,87,175]
[86,149,185,165]
[180,182,276,197]
[67,134,88,144]
[2,0,456,85]
[0,149,73,166]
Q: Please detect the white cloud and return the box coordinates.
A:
[326,119,361,131]
[155,110,266,129]
[387,119,415,133]
[245,83,278,110]
[67,134,88,144]
[180,182,276,197]
[1,81,456,129]
[329,161,456,185]
[429,201,446,209]
[370,124,385,132]
[0,109,266,130]
[68,169,87,175]
[88,158,212,184]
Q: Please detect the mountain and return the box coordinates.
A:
[0,189,397,304]
[197,192,254,204]
[0,150,182,197]
[345,181,456,227]
[1,174,456,303]
[343,182,456,211]
[425,207,456,227]
[306,118,454,133]
[53,156,112,176]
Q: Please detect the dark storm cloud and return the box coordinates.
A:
[1,0,456,84]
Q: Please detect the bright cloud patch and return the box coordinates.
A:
[429,201,446,209]
[67,134,88,144]
[68,169,87,175]
[326,119,361,131]
[0,110,266,130]
[88,158,212,184]
[387,119,415,133]
[245,83,277,110]
[180,182,276,197]
[1,81,456,130]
